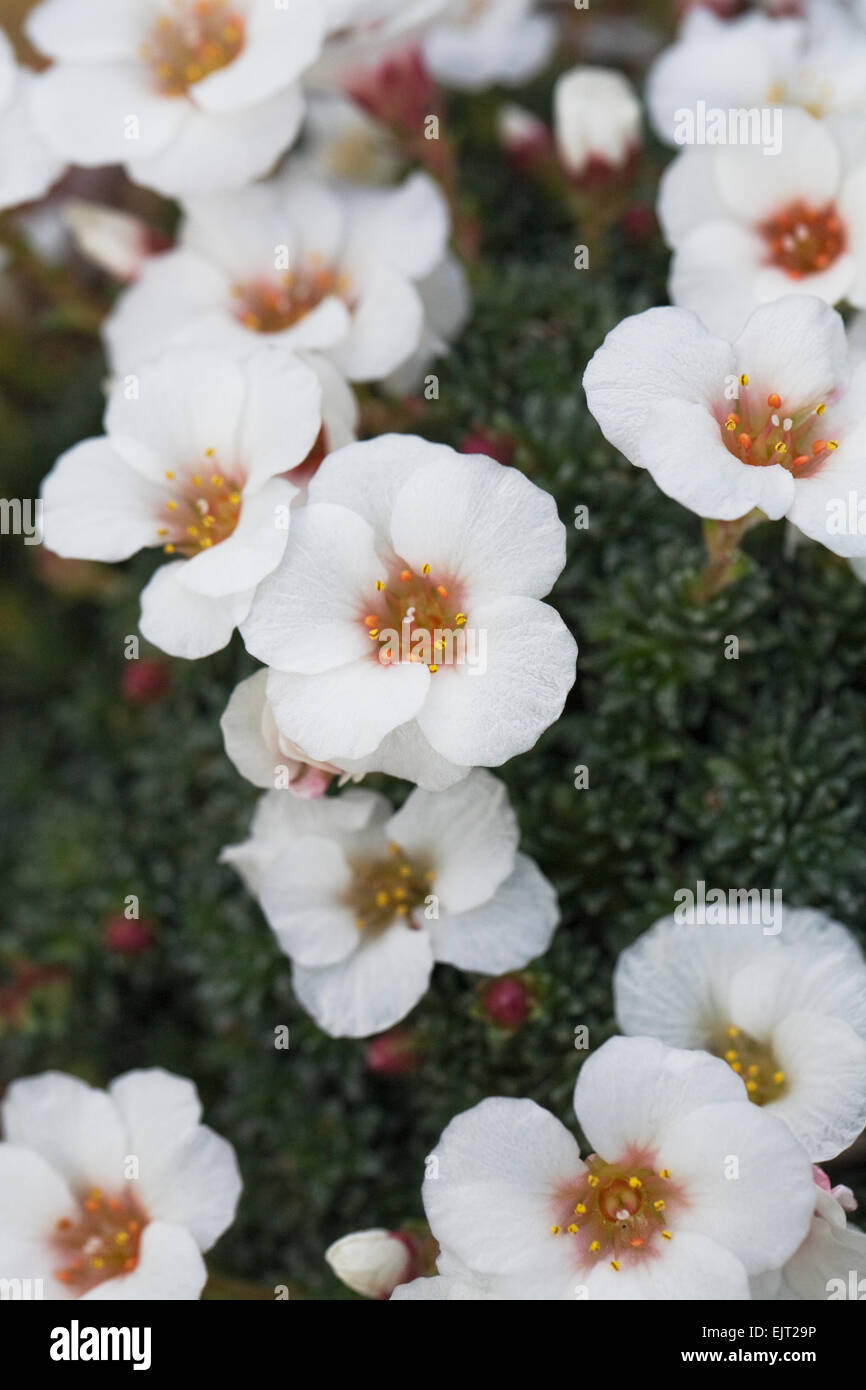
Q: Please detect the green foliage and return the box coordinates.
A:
[1,101,865,1299]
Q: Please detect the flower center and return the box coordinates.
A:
[53,1187,146,1294]
[759,201,846,278]
[157,453,243,556]
[362,564,467,674]
[143,0,245,97]
[713,1023,787,1106]
[344,843,433,933]
[232,265,350,334]
[718,375,839,473]
[550,1154,682,1272]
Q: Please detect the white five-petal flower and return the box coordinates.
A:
[614,906,866,1163]
[40,347,323,659]
[583,295,866,557]
[413,1037,815,1299]
[25,0,325,198]
[104,170,451,387]
[0,1069,241,1300]
[221,770,559,1038]
[658,108,866,339]
[239,434,577,790]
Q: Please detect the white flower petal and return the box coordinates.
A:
[180,478,294,598]
[431,852,559,974]
[82,1220,207,1300]
[41,438,166,561]
[259,836,359,967]
[139,562,253,659]
[292,922,434,1037]
[265,658,431,763]
[30,62,185,165]
[2,1072,126,1193]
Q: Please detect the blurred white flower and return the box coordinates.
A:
[104,170,451,386]
[25,0,325,198]
[751,1170,866,1300]
[221,770,559,1037]
[0,1068,241,1299]
[0,28,64,210]
[647,5,866,146]
[657,108,866,338]
[553,66,642,179]
[424,0,556,93]
[62,201,157,282]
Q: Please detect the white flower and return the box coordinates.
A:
[417,1037,815,1299]
[553,67,642,178]
[382,253,470,397]
[326,1229,416,1299]
[239,435,577,791]
[220,668,356,797]
[423,0,556,93]
[657,108,866,339]
[752,1172,866,1300]
[392,1250,502,1300]
[647,6,866,146]
[298,92,402,186]
[104,170,450,386]
[220,770,559,1037]
[310,1,448,88]
[0,1068,241,1300]
[40,347,322,659]
[0,28,64,210]
[583,295,866,557]
[614,906,866,1163]
[25,0,325,199]
[61,201,155,282]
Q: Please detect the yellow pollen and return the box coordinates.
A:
[727,1026,739,1038]
[228,492,241,505]
[375,891,389,908]
[659,1169,671,1180]
[828,440,839,449]
[610,1260,621,1271]
[421,563,431,575]
[773,1070,786,1084]
[590,1241,600,1252]
[211,474,223,485]
[731,1062,743,1074]
[375,580,385,592]
[428,664,439,674]
[90,1258,105,1270]
[166,500,178,511]
[368,629,380,640]
[164,470,174,479]
[773,441,787,453]
[205,447,215,457]
[157,528,168,537]
[191,474,202,486]
[746,1080,758,1094]
[739,373,749,386]
[163,544,175,554]
[186,525,199,537]
[550,1225,560,1235]
[747,1064,760,1077]
[567,1224,578,1234]
[588,1175,599,1187]
[628,1177,642,1189]
[816,403,827,414]
[662,1231,672,1240]
[724,1050,738,1062]
[575,1203,587,1215]
[653,1200,665,1211]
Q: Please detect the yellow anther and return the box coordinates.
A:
[589,1241,600,1252]
[773,1070,785,1085]
[191,474,202,486]
[455,614,467,626]
[211,474,223,485]
[164,470,174,479]
[421,563,431,575]
[659,1169,671,1180]
[166,500,178,511]
[368,629,380,640]
[163,544,175,554]
[731,1062,743,1073]
[727,1026,739,1038]
[428,664,439,673]
[747,1064,759,1077]
[724,1050,738,1062]
[739,373,749,386]
[157,528,168,537]
[816,403,826,415]
[628,1177,642,1189]
[661,1231,672,1240]
[567,1224,578,1234]
[575,1203,587,1215]
[375,891,389,908]
[746,1080,758,1094]
[375,580,385,592]
[228,492,241,505]
[550,1225,560,1236]
[186,525,199,537]
[610,1260,621,1271]
[653,1200,665,1211]
[588,1175,599,1187]
[205,447,215,457]
[828,440,839,449]
[199,537,213,548]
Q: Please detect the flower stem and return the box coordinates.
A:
[690,510,766,604]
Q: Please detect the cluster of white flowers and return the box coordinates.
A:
[583,0,866,565]
[6,0,866,1306]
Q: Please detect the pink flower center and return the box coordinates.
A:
[157,454,244,556]
[550,1153,684,1272]
[232,265,351,334]
[53,1187,147,1294]
[344,843,434,934]
[142,0,245,97]
[361,563,468,674]
[713,1023,787,1106]
[717,376,839,473]
[760,201,846,278]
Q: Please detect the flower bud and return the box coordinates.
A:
[553,66,641,180]
[326,1229,416,1300]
